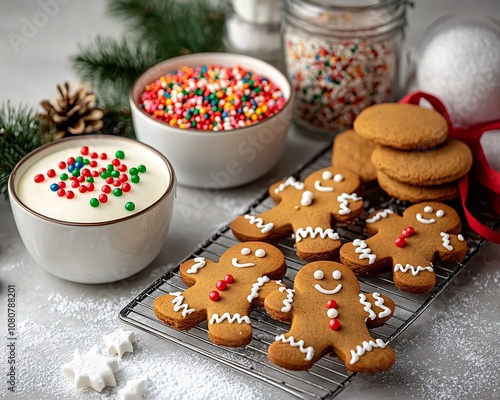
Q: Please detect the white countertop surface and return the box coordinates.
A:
[1,1,499,399]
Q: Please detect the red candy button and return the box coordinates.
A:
[329,319,341,330]
[395,237,406,248]
[326,299,337,309]
[209,291,220,301]
[224,274,234,284]
[216,280,228,291]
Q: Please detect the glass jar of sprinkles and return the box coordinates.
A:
[283,0,408,134]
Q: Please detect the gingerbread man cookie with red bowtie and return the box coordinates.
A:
[230,167,363,261]
[154,242,286,347]
[340,202,467,294]
[265,261,396,373]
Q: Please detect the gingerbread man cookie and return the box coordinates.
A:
[154,242,286,347]
[230,167,363,261]
[340,202,467,294]
[265,261,396,373]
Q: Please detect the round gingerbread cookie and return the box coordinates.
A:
[377,171,459,202]
[371,139,472,186]
[354,103,448,150]
[332,130,377,182]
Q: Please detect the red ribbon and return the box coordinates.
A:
[399,91,500,244]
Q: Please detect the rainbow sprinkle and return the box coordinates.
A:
[138,65,286,131]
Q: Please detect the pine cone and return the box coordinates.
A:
[39,82,104,140]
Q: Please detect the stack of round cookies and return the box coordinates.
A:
[352,103,472,202]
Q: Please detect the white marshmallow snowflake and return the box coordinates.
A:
[103,328,136,358]
[118,378,147,400]
[62,345,118,392]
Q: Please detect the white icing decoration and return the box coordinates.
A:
[358,293,376,320]
[440,232,454,251]
[349,339,386,365]
[244,214,274,233]
[436,209,445,218]
[314,283,342,295]
[366,209,394,224]
[295,227,340,242]
[314,180,334,192]
[275,334,314,361]
[186,257,206,274]
[327,308,338,318]
[458,234,465,241]
[333,174,344,182]
[424,205,434,213]
[394,263,434,276]
[170,292,195,317]
[247,276,270,302]
[240,247,251,255]
[279,286,295,312]
[337,192,362,215]
[301,190,314,206]
[332,270,341,280]
[255,248,266,258]
[209,313,251,325]
[373,292,391,318]
[274,176,305,194]
[102,329,136,358]
[322,171,333,180]
[118,378,147,400]
[352,239,377,264]
[62,345,118,392]
[313,270,324,280]
[231,258,255,268]
[416,213,436,224]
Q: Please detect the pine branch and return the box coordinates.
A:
[71,36,160,111]
[0,103,43,200]
[107,0,227,59]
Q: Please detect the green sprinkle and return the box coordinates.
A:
[111,170,120,178]
[125,202,135,211]
[60,173,68,181]
[106,164,114,172]
[115,150,125,159]
[72,169,80,177]
[131,175,140,184]
[129,167,138,176]
[137,165,147,173]
[83,158,90,165]
[90,198,99,208]
[86,176,94,183]
[100,171,109,179]
[76,156,83,163]
[113,188,122,197]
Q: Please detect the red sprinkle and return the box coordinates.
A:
[81,146,89,155]
[71,181,80,188]
[99,194,108,203]
[111,158,121,166]
[105,177,114,184]
[57,188,65,197]
[91,171,99,177]
[79,186,87,194]
[117,164,127,172]
[47,169,56,178]
[87,183,95,192]
[100,153,108,160]
[121,183,131,192]
[58,181,66,189]
[34,174,45,183]
[67,157,75,165]
[89,160,98,168]
[77,176,85,182]
[81,168,90,177]
[58,161,66,169]
[119,174,128,183]
[113,179,121,187]
[90,152,98,159]
[66,190,74,199]
[101,185,111,193]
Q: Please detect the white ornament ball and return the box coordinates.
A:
[417,19,500,127]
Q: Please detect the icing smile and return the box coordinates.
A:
[314,283,342,295]
[314,180,334,192]
[231,258,255,268]
[416,213,436,224]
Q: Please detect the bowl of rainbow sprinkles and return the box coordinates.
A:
[130,52,293,189]
[8,135,176,284]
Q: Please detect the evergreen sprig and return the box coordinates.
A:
[0,103,43,199]
[72,36,160,112]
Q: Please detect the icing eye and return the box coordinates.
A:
[332,270,342,280]
[240,248,251,255]
[424,206,433,213]
[333,174,344,183]
[255,249,266,258]
[436,209,445,218]
[313,270,324,280]
[322,171,333,180]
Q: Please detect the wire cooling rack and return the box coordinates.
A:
[119,144,498,400]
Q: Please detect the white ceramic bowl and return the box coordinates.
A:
[8,135,176,284]
[130,52,293,188]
